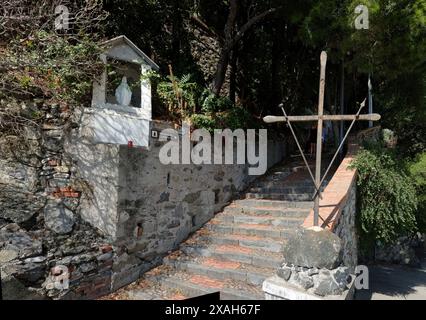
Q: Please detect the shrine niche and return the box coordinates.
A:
[85,35,159,148]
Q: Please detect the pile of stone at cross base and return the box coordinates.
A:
[274,227,354,298]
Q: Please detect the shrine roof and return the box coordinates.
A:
[102,35,160,71]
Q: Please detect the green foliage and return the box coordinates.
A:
[350,142,419,248]
[201,90,233,113]
[105,0,425,154]
[157,73,200,118]
[2,31,103,105]
[221,107,255,131]
[376,72,426,158]
[408,153,426,231]
[189,114,217,133]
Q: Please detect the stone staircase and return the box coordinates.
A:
[108,160,333,300]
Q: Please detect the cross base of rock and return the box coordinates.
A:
[262,227,356,300]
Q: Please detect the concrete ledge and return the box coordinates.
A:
[263,275,355,301]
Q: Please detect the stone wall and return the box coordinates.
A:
[0,102,115,300]
[67,119,288,291]
[333,178,358,271]
[1,101,287,299]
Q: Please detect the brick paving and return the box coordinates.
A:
[103,158,336,300]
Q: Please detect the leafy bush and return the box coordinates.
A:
[200,90,233,113]
[408,153,426,232]
[1,31,103,104]
[221,107,255,131]
[350,142,419,247]
[189,114,217,133]
[157,73,200,119]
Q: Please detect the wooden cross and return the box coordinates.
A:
[264,51,381,227]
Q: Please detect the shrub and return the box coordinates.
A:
[1,31,103,105]
[408,152,426,232]
[200,90,233,114]
[157,73,200,119]
[223,107,255,131]
[350,142,418,248]
[189,114,217,133]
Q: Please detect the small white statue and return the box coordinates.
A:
[115,76,132,106]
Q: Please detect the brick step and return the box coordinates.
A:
[215,213,305,228]
[207,221,294,239]
[172,257,275,286]
[245,193,312,201]
[201,232,286,253]
[223,206,310,218]
[234,199,314,209]
[191,244,283,269]
[161,272,264,300]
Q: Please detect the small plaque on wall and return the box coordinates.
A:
[151,130,159,139]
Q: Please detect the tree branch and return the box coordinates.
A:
[229,8,277,48]
[190,14,223,43]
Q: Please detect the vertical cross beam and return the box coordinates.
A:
[314,52,328,226]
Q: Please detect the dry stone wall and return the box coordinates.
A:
[110,136,286,290]
[68,118,288,291]
[1,99,289,299]
[0,102,114,300]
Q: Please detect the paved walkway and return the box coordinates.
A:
[356,254,426,300]
[104,159,334,300]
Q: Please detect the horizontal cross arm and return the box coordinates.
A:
[263,114,381,124]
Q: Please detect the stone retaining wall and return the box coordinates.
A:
[68,120,289,293]
[0,103,114,300]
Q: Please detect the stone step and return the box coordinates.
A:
[254,180,329,188]
[126,287,188,300]
[194,244,283,269]
[223,206,310,218]
[208,222,293,239]
[161,272,264,300]
[248,186,317,194]
[215,214,305,228]
[234,199,314,209]
[257,180,317,186]
[202,232,286,253]
[245,193,312,201]
[173,257,275,286]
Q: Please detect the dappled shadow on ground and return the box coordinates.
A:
[355,262,426,300]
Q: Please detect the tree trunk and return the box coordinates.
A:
[212,47,232,95]
[210,5,278,95]
[211,0,237,95]
[270,22,282,107]
[229,48,237,103]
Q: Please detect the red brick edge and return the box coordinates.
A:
[303,141,359,231]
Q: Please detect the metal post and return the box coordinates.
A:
[314,52,327,227]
